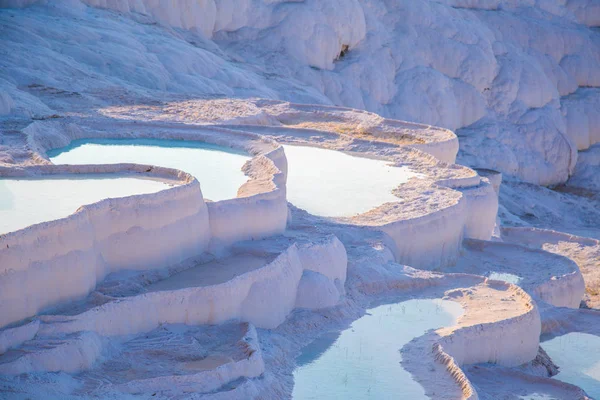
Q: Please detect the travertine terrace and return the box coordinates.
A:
[1,1,599,399]
[0,99,581,399]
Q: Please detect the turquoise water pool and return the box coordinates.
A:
[283,145,422,217]
[0,175,170,234]
[49,138,251,201]
[292,299,463,399]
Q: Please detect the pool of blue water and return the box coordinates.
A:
[487,272,522,285]
[283,145,422,217]
[0,175,170,234]
[542,332,600,398]
[292,299,463,399]
[48,138,251,201]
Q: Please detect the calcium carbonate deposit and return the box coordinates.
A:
[0,1,599,399]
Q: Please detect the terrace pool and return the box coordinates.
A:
[488,272,522,285]
[49,138,251,201]
[0,175,170,234]
[542,332,600,398]
[283,145,422,217]
[292,299,463,399]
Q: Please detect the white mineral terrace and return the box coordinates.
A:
[440,239,586,309]
[0,87,597,399]
[0,99,595,398]
[0,8,598,393]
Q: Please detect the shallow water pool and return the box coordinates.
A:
[49,138,251,201]
[487,272,522,285]
[283,145,422,217]
[292,299,463,399]
[0,175,170,234]
[542,332,600,398]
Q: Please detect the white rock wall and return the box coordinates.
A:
[566,0,600,27]
[533,272,586,309]
[440,285,541,367]
[37,236,347,336]
[472,168,502,195]
[460,239,586,309]
[354,172,498,271]
[81,0,218,37]
[206,192,288,252]
[460,178,499,241]
[295,235,348,308]
[0,117,337,329]
[364,271,540,398]
[296,235,348,287]
[71,0,366,70]
[501,226,592,308]
[562,88,600,150]
[440,307,541,368]
[0,164,210,329]
[380,195,467,269]
[208,148,289,252]
[410,136,459,165]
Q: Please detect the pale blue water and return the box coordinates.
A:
[292,299,463,399]
[488,272,522,285]
[542,332,600,398]
[283,145,423,217]
[49,139,251,201]
[0,175,170,234]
